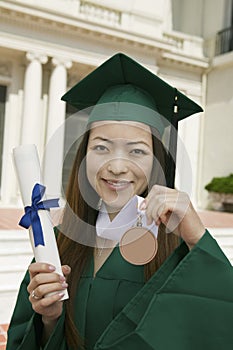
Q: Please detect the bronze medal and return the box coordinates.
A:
[119,226,158,265]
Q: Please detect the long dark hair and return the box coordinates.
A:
[57,126,179,349]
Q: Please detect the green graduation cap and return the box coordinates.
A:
[61,53,203,187]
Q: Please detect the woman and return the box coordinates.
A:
[6,53,233,350]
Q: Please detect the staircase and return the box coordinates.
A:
[0,226,233,326]
[209,228,233,265]
[0,230,33,324]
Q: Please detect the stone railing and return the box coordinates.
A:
[163,31,204,58]
[79,0,121,26]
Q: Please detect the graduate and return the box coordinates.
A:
[6,53,233,350]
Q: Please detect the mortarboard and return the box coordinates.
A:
[61,53,203,187]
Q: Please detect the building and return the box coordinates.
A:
[0,0,233,208]
[1,0,209,208]
[0,0,233,338]
[173,0,233,208]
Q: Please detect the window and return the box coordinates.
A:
[215,0,233,55]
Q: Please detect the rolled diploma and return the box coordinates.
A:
[13,144,68,300]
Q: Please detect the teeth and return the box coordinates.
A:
[107,180,129,187]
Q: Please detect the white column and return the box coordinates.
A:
[21,52,48,149]
[43,57,72,198]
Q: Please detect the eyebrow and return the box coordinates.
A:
[91,137,151,147]
[91,137,113,144]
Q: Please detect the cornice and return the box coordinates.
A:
[162,52,209,69]
[0,4,166,50]
[0,1,209,70]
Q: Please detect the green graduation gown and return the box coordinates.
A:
[6,230,233,350]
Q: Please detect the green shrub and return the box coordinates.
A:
[205,174,233,194]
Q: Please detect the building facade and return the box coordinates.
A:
[172,0,233,208]
[0,0,210,209]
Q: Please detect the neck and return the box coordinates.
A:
[105,206,120,221]
[103,196,138,222]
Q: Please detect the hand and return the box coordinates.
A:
[140,185,205,249]
[27,263,71,322]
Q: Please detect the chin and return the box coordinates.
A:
[103,195,133,211]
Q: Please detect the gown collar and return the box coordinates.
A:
[96,195,158,242]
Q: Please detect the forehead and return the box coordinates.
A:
[89,121,152,140]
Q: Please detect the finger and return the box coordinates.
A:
[61,265,71,277]
[139,200,147,211]
[157,193,190,222]
[29,281,68,301]
[156,198,188,233]
[146,200,167,225]
[145,189,188,226]
[31,292,65,315]
[145,192,169,225]
[146,184,174,203]
[39,292,65,307]
[27,272,65,294]
[146,196,176,226]
[28,262,56,280]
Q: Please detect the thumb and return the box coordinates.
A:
[62,265,71,277]
[139,199,147,211]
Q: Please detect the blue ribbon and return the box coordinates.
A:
[19,183,59,247]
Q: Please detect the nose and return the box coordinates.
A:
[107,158,128,175]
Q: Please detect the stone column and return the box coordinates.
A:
[21,52,48,149]
[43,57,72,198]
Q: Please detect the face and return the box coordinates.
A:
[86,121,153,219]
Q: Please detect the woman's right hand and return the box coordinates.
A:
[27,263,71,323]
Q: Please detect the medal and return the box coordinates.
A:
[119,212,158,265]
[96,196,158,265]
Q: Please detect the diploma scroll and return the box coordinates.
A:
[13,144,68,300]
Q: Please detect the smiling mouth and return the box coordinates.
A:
[103,179,133,190]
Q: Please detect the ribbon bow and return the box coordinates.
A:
[19,183,59,247]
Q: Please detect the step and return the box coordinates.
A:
[0,230,32,253]
[0,284,21,294]
[0,229,29,240]
[0,269,28,287]
[0,293,18,324]
[208,227,233,237]
[0,253,33,267]
[0,265,28,273]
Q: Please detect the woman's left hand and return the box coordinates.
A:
[140,185,205,249]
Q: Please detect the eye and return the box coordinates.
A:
[130,149,147,155]
[93,145,108,152]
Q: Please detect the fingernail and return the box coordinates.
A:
[49,265,56,271]
[61,282,68,288]
[139,201,146,210]
[58,292,65,298]
[60,275,66,282]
